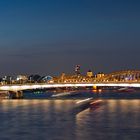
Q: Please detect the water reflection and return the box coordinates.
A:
[76,100,140,140]
[0,99,140,140]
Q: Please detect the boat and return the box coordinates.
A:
[51,91,77,97]
[118,87,135,92]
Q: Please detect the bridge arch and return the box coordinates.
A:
[103,70,140,82]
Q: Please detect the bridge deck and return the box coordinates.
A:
[0,82,140,91]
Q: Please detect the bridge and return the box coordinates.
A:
[1,69,140,91]
[102,70,140,82]
[0,82,140,92]
[0,70,140,98]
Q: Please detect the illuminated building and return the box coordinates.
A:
[2,76,12,84]
[17,75,28,82]
[96,72,105,78]
[87,70,93,78]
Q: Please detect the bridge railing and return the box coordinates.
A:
[0,81,140,87]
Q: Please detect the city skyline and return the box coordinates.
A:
[0,0,140,75]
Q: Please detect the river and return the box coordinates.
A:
[0,90,140,140]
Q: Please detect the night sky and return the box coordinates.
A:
[0,0,140,76]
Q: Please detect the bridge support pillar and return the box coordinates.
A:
[12,91,23,99]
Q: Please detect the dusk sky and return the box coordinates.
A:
[0,0,140,76]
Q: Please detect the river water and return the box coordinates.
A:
[0,90,140,140]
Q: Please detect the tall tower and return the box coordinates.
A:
[75,65,81,75]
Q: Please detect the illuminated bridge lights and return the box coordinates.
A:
[0,70,140,91]
[0,83,140,92]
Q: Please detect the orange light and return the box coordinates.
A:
[90,100,102,105]
[93,85,97,90]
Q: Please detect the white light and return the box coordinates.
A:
[76,98,93,104]
[0,83,140,91]
[0,86,10,90]
[52,92,71,97]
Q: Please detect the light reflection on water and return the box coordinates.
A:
[0,99,140,140]
[76,100,140,140]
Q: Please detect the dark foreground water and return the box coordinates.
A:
[1,91,140,140]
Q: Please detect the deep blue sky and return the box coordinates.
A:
[0,0,140,76]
